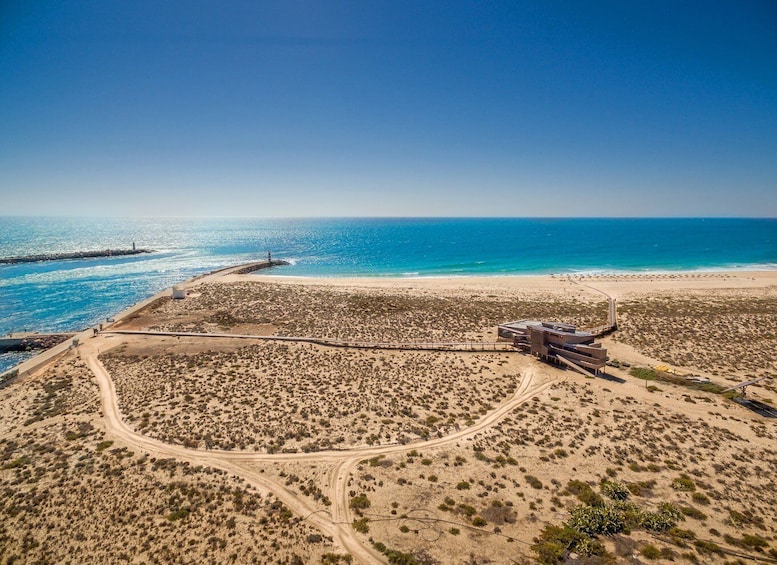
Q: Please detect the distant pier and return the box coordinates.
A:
[231,259,290,274]
[0,248,152,265]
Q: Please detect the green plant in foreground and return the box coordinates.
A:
[630,367,657,380]
[525,475,543,489]
[566,479,604,507]
[532,524,608,564]
[640,503,682,533]
[680,505,707,520]
[693,540,723,556]
[95,440,114,452]
[640,544,661,559]
[600,480,630,501]
[533,498,685,563]
[352,517,369,533]
[371,541,424,565]
[568,505,625,536]
[349,494,371,511]
[671,474,696,492]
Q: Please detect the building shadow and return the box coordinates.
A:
[733,398,777,418]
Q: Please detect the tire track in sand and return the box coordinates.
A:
[81,340,559,564]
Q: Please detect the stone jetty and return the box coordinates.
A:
[0,248,151,264]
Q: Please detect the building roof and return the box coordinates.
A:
[498,320,594,338]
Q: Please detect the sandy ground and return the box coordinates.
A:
[0,350,344,564]
[1,269,776,564]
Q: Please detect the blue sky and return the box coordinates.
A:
[1,1,775,217]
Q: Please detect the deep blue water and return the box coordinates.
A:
[1,217,775,372]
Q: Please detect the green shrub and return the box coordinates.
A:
[95,440,114,452]
[691,492,710,505]
[352,518,369,533]
[371,542,420,565]
[525,475,543,489]
[167,508,190,521]
[741,534,769,549]
[669,527,696,541]
[671,474,696,492]
[641,503,682,532]
[566,480,604,507]
[472,517,487,527]
[322,553,354,564]
[458,503,476,517]
[568,505,625,536]
[727,509,751,527]
[611,500,643,530]
[625,479,656,497]
[349,494,371,511]
[680,505,707,520]
[456,481,470,490]
[2,456,30,470]
[532,525,608,564]
[640,544,661,559]
[693,540,723,556]
[600,481,630,501]
[630,367,657,380]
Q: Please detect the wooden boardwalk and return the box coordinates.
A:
[104,330,515,353]
[567,277,618,337]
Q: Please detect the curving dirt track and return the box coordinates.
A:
[80,337,560,564]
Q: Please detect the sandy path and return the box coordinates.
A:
[80,336,556,564]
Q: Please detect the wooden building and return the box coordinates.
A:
[498,320,607,375]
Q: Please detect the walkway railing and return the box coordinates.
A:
[104,330,515,353]
[567,276,618,336]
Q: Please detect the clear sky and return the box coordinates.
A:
[1,1,775,217]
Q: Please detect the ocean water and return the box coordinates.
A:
[1,217,775,372]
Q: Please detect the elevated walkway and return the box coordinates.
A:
[555,354,597,378]
[103,329,515,353]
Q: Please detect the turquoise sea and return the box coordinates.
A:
[1,217,775,372]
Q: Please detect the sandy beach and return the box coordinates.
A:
[1,268,776,564]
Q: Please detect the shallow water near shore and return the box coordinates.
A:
[1,217,775,373]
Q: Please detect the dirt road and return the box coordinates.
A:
[80,337,560,564]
